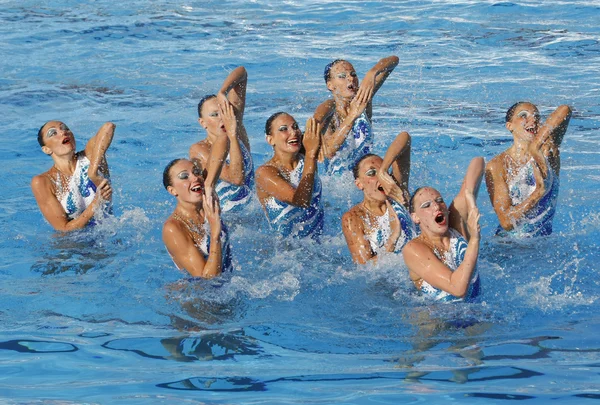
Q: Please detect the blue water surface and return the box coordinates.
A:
[1,0,599,403]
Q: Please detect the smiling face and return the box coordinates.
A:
[355,155,387,202]
[326,60,359,99]
[266,113,302,154]
[40,121,76,156]
[198,97,226,137]
[411,187,449,235]
[167,159,205,203]
[506,102,540,142]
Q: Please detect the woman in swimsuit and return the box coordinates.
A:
[402,157,484,302]
[313,55,399,175]
[163,99,236,278]
[31,121,114,231]
[485,102,572,237]
[162,158,232,279]
[255,113,323,239]
[189,66,253,213]
[342,131,416,264]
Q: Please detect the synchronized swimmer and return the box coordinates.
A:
[30,60,574,302]
[31,121,114,231]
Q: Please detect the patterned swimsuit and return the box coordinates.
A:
[262,156,324,239]
[419,228,480,303]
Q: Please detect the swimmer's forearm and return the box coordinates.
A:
[88,122,115,179]
[449,239,479,297]
[323,118,355,159]
[219,66,247,96]
[292,156,317,208]
[222,134,245,186]
[204,135,230,189]
[202,236,223,279]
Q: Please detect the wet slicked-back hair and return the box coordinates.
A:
[37,123,47,147]
[352,153,379,179]
[197,94,217,118]
[324,59,346,83]
[409,187,427,213]
[163,158,185,190]
[265,111,288,136]
[505,101,529,123]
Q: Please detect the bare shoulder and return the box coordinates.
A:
[256,162,280,179]
[314,99,336,120]
[189,140,210,161]
[162,216,186,238]
[486,151,507,173]
[31,171,54,194]
[403,237,429,257]
[342,205,366,231]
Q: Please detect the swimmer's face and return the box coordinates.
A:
[168,159,205,202]
[198,97,226,136]
[326,61,359,98]
[40,121,76,156]
[411,187,449,234]
[355,156,386,201]
[507,102,540,141]
[266,113,302,153]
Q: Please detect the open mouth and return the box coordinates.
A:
[525,126,536,135]
[435,213,445,224]
[287,139,299,146]
[190,184,203,193]
[62,138,71,144]
[377,186,384,192]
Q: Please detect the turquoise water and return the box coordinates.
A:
[1,0,600,403]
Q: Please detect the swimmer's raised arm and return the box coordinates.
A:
[362,55,399,116]
[449,157,484,239]
[378,131,411,206]
[85,122,115,188]
[536,105,572,150]
[218,65,248,118]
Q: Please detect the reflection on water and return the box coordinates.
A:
[102,330,262,363]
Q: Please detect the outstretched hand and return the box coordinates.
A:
[303,117,322,158]
[377,170,407,206]
[203,191,222,236]
[218,98,238,139]
[348,83,372,121]
[95,178,112,203]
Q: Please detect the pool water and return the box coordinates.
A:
[1,0,599,403]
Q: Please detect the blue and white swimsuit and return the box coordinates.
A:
[499,156,559,237]
[420,228,480,303]
[53,153,111,225]
[216,141,254,213]
[263,156,324,239]
[324,111,373,175]
[171,214,233,274]
[363,200,417,254]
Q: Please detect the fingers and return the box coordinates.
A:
[97,179,112,200]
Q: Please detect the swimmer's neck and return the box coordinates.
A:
[52,152,77,176]
[175,202,204,222]
[420,231,451,251]
[507,141,532,164]
[271,151,300,171]
[362,198,386,216]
